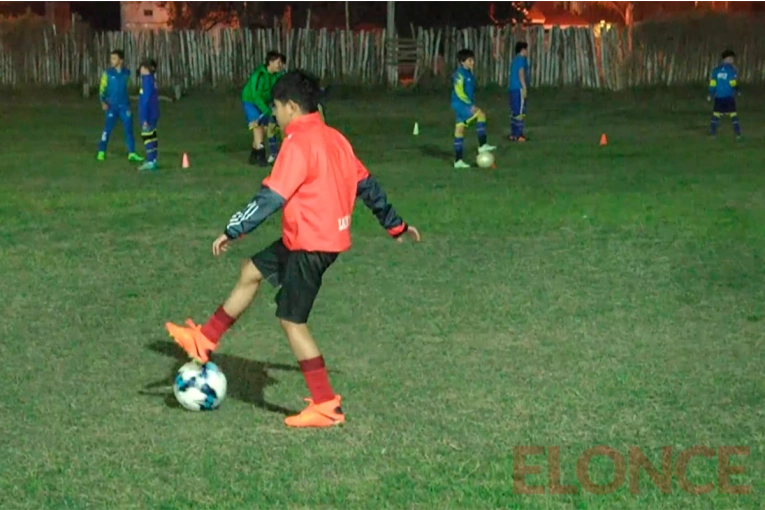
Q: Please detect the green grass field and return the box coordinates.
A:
[2,84,764,509]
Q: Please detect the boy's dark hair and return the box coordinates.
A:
[722,49,735,59]
[515,41,528,55]
[140,58,158,73]
[266,50,287,65]
[457,49,475,63]
[272,70,320,113]
[111,49,125,60]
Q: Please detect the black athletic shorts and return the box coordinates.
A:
[713,97,736,114]
[251,238,338,324]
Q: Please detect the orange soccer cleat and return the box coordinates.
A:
[284,396,345,428]
[165,319,217,363]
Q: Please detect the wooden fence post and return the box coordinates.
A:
[1,22,765,89]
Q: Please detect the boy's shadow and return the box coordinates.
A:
[141,340,299,415]
[420,143,453,161]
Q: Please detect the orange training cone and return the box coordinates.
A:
[599,134,608,146]
[182,153,190,168]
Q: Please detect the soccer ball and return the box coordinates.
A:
[173,361,228,411]
[476,151,495,168]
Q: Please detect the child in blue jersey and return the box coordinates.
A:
[707,49,741,139]
[451,48,496,169]
[137,58,160,171]
[508,41,530,142]
[97,49,143,162]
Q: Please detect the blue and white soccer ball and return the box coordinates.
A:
[173,361,228,411]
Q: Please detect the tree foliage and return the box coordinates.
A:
[590,0,637,52]
[489,2,534,26]
[592,0,637,26]
[157,2,265,30]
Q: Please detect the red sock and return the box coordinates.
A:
[299,356,335,404]
[200,306,236,344]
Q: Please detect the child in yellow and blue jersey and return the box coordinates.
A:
[708,49,741,139]
[96,49,143,163]
[508,41,530,142]
[137,58,160,172]
[451,49,496,169]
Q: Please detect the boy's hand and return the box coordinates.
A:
[396,225,421,244]
[706,96,711,102]
[522,88,528,99]
[470,105,478,115]
[212,234,232,256]
[101,103,108,111]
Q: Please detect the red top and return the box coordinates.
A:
[262,112,369,252]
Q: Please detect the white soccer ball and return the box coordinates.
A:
[173,361,228,411]
[476,151,495,168]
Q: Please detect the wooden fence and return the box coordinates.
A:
[3,19,765,90]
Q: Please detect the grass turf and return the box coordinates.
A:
[1,85,764,509]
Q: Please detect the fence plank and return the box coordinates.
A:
[3,23,765,90]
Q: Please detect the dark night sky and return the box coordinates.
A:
[51,2,517,31]
[70,2,121,30]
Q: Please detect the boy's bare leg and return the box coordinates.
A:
[249,125,267,165]
[266,123,280,162]
[281,318,344,428]
[165,260,263,362]
[221,259,262,318]
[281,320,321,361]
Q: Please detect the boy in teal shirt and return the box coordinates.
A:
[707,49,741,139]
[508,42,529,142]
[97,49,143,162]
[450,48,496,169]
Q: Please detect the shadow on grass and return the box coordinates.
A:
[141,340,300,415]
[419,143,453,162]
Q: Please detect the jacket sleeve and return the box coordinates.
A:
[225,135,309,239]
[708,69,717,96]
[224,187,285,240]
[248,70,272,116]
[453,72,471,105]
[355,158,408,238]
[99,71,109,103]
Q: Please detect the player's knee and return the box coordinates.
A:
[454,124,465,137]
[475,110,486,122]
[239,259,263,285]
[279,318,307,333]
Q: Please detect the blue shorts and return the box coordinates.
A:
[509,90,527,117]
[452,103,477,125]
[243,102,272,127]
[713,97,736,115]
